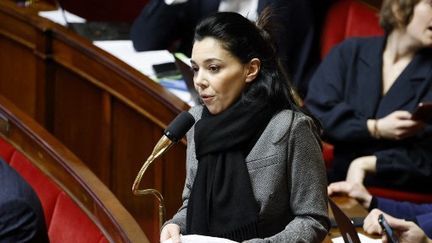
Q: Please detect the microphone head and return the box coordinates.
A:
[164,111,195,142]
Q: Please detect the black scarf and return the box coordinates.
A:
[186,99,276,242]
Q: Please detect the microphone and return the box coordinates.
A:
[132,111,195,228]
[164,110,196,142]
[146,111,195,162]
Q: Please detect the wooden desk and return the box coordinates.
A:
[0,94,148,243]
[0,1,188,242]
[325,196,380,242]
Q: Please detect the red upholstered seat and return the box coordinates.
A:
[48,192,104,243]
[1,137,108,243]
[367,187,432,203]
[320,0,432,203]
[9,151,61,228]
[320,0,384,59]
[0,137,15,163]
[322,142,334,168]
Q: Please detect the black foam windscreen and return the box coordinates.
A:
[164,111,195,142]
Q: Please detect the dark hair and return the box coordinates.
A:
[193,10,322,138]
[194,10,301,113]
[380,0,421,32]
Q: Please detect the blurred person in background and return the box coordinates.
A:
[305,0,432,191]
[0,158,49,242]
[131,0,332,97]
[328,178,432,241]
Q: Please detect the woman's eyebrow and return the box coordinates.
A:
[191,58,223,65]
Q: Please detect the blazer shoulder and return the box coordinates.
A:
[271,110,315,128]
[265,110,317,141]
[338,36,382,48]
[330,36,384,55]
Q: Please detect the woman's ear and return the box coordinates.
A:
[245,58,261,83]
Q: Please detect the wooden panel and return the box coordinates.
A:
[0,95,148,243]
[0,4,40,50]
[50,30,188,127]
[52,66,111,185]
[0,37,37,117]
[111,100,160,240]
[0,2,190,242]
[0,3,39,118]
[110,99,187,240]
[47,29,188,241]
[161,144,186,219]
[0,1,54,125]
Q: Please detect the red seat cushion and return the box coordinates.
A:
[9,149,107,242]
[320,0,384,58]
[1,136,107,242]
[9,151,61,227]
[344,1,384,38]
[0,137,15,163]
[48,192,105,243]
[368,187,432,204]
[322,142,334,168]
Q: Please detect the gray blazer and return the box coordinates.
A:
[167,106,329,242]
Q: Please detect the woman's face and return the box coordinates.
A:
[191,37,252,115]
[405,0,432,48]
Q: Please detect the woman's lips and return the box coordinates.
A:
[200,94,214,102]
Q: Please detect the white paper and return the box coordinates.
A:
[163,234,238,243]
[93,40,195,105]
[332,233,381,243]
[93,40,175,80]
[164,0,189,4]
[38,9,86,26]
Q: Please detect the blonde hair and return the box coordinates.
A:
[379,0,421,32]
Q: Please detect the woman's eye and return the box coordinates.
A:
[191,67,199,73]
[209,65,220,73]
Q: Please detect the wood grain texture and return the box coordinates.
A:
[0,1,189,241]
[0,95,149,242]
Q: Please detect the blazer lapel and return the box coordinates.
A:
[356,37,385,117]
[377,48,432,116]
[246,110,288,162]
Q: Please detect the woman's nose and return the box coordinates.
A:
[194,70,208,88]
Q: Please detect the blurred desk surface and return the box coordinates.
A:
[324,195,380,242]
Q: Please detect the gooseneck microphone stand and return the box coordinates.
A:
[132,136,173,230]
[132,111,195,231]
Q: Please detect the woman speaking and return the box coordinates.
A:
[160,10,329,243]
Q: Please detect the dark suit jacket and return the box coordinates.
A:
[376,197,432,238]
[0,158,49,243]
[130,0,329,97]
[305,37,432,191]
